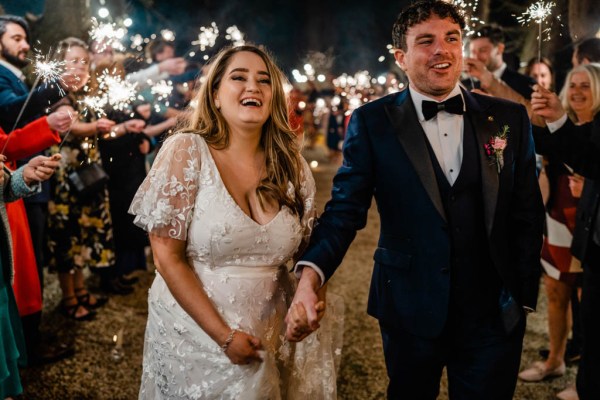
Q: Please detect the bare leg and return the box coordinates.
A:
[544,274,571,370]
[58,271,91,319]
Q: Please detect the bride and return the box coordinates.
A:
[130,44,342,399]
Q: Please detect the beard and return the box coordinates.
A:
[1,46,29,68]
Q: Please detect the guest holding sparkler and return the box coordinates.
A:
[463,24,536,99]
[0,153,62,399]
[519,64,600,385]
[46,37,136,319]
[0,15,75,365]
[91,60,151,291]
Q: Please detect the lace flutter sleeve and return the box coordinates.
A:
[129,133,202,240]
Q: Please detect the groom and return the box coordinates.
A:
[286,1,544,399]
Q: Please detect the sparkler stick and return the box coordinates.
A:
[517,1,556,64]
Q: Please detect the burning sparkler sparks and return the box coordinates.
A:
[225,26,245,47]
[32,50,66,89]
[89,17,127,52]
[191,22,219,52]
[450,0,485,37]
[150,80,174,103]
[94,70,139,113]
[517,1,558,63]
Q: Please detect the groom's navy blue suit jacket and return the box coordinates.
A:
[302,87,544,338]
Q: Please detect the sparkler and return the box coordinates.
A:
[89,17,127,53]
[517,1,557,64]
[225,25,245,47]
[189,22,219,55]
[450,0,485,37]
[96,70,139,112]
[1,49,67,155]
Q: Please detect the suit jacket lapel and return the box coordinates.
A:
[463,89,498,236]
[384,90,447,222]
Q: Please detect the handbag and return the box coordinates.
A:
[67,133,109,197]
[68,162,109,197]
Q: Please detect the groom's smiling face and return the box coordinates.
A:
[394,15,463,101]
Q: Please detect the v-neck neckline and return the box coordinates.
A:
[203,140,284,227]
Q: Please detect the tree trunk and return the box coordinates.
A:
[31,0,91,51]
[569,0,600,41]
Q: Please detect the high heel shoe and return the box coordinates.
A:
[59,296,96,321]
[75,288,108,309]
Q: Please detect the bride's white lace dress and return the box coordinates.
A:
[130,133,343,400]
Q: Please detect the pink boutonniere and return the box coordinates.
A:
[484,125,509,173]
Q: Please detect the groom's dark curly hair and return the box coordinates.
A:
[392,0,466,51]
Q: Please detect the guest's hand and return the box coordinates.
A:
[22,154,62,186]
[139,139,150,155]
[0,155,6,186]
[124,119,146,133]
[223,331,263,365]
[568,174,584,198]
[95,118,116,133]
[531,84,565,123]
[158,57,187,76]
[464,57,493,90]
[46,110,75,133]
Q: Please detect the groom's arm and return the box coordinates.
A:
[287,108,376,341]
[507,105,545,310]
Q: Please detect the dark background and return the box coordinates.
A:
[0,0,580,81]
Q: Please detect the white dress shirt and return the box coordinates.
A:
[409,84,465,185]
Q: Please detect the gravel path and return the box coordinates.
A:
[20,145,576,399]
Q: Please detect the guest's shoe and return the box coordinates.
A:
[518,361,566,382]
[556,385,579,400]
[59,296,96,321]
[75,289,108,309]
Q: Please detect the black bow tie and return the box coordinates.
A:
[422,95,464,121]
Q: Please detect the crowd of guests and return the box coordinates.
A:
[0,6,599,399]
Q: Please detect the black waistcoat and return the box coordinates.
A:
[425,116,503,319]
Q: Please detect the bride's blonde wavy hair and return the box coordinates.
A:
[176,45,305,218]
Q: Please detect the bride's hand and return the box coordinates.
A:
[223,331,263,365]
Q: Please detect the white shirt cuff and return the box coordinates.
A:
[293,261,325,288]
[546,113,568,133]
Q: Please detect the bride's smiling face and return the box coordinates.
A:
[214,51,273,134]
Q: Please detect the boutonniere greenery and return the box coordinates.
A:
[484,124,509,173]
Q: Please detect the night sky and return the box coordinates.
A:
[2,0,410,76]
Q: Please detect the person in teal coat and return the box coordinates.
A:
[0,153,61,398]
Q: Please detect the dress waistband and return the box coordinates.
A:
[194,263,287,279]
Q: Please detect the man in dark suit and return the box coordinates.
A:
[463,24,536,99]
[532,84,600,400]
[286,1,544,399]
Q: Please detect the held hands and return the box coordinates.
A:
[22,154,62,186]
[285,268,326,342]
[47,110,76,133]
[531,84,565,123]
[222,330,263,365]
